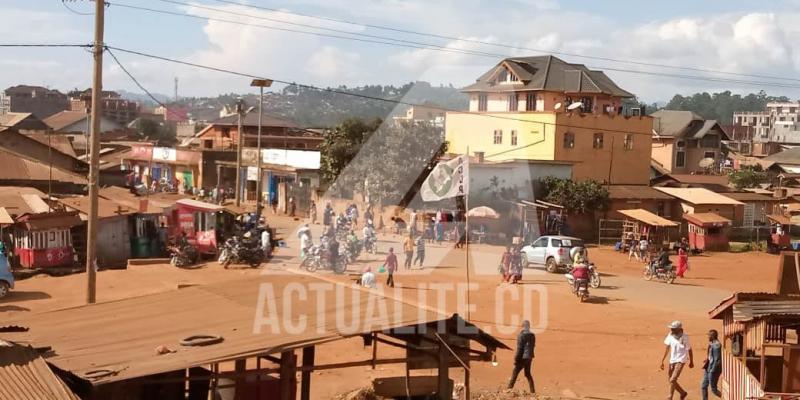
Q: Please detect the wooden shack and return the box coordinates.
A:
[684,212,731,252]
[617,208,679,250]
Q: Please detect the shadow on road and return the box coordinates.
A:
[0,290,51,303]
[0,304,30,312]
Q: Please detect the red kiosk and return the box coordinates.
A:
[14,212,82,269]
[170,199,236,256]
[683,212,731,252]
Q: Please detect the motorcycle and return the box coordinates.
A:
[565,273,590,302]
[169,244,199,268]
[344,239,362,263]
[363,235,378,255]
[567,262,601,288]
[218,237,263,269]
[300,245,347,274]
[644,260,676,284]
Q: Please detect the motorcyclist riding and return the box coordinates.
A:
[653,248,671,274]
[346,230,359,254]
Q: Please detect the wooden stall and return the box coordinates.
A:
[617,208,679,251]
[13,211,81,269]
[684,212,731,252]
[170,198,236,256]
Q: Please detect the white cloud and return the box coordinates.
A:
[306,45,361,79]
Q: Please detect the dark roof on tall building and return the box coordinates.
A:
[652,110,730,140]
[462,55,634,97]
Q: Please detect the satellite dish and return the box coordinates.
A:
[567,102,583,111]
[698,158,715,169]
[554,102,562,110]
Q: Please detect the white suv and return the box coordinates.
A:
[521,235,584,273]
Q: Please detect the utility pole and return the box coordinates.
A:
[86,0,105,304]
[250,79,272,219]
[234,99,244,208]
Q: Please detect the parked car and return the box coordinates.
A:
[0,256,13,299]
[521,235,584,273]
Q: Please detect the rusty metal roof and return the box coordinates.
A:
[608,185,675,200]
[0,149,85,185]
[2,275,507,386]
[98,186,164,214]
[618,209,679,227]
[709,292,800,322]
[57,195,137,219]
[0,340,80,400]
[683,212,732,227]
[656,187,743,205]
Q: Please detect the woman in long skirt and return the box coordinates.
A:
[676,246,689,278]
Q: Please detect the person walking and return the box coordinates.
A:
[507,320,536,393]
[309,200,317,224]
[676,245,689,278]
[384,247,398,287]
[403,233,415,269]
[414,235,425,268]
[323,203,333,227]
[660,320,694,400]
[639,237,649,263]
[510,245,523,284]
[500,246,512,282]
[701,329,722,400]
[288,197,297,217]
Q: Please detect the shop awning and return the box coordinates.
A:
[175,198,225,212]
[618,209,679,227]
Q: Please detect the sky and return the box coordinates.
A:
[2,0,800,103]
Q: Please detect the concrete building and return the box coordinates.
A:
[191,113,321,150]
[445,55,653,185]
[3,85,69,119]
[734,101,800,156]
[68,89,140,125]
[393,103,445,127]
[0,92,9,114]
[655,187,743,223]
[651,110,729,174]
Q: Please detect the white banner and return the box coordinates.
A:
[152,147,177,162]
[420,155,469,202]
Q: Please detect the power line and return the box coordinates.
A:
[105,2,800,90]
[106,48,186,122]
[0,44,91,48]
[107,2,501,60]
[207,0,800,84]
[105,45,660,137]
[61,0,94,16]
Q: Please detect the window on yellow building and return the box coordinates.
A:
[623,134,634,150]
[493,130,503,145]
[508,94,518,111]
[593,133,604,149]
[478,94,488,111]
[526,93,537,111]
[511,130,518,146]
[564,132,575,149]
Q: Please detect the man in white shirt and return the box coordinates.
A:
[660,320,694,400]
[361,267,376,289]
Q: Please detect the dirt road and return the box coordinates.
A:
[1,216,781,399]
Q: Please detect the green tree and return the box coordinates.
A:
[134,118,177,146]
[663,90,790,124]
[319,117,382,186]
[540,177,610,214]
[728,165,766,190]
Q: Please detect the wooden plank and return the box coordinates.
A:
[438,342,449,400]
[280,351,294,400]
[300,347,314,400]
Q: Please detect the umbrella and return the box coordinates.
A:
[467,206,500,219]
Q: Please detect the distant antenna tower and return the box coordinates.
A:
[174,77,179,102]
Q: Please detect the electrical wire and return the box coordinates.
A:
[105,2,800,90]
[0,44,91,48]
[106,48,186,122]
[105,45,661,137]
[61,0,94,16]
[207,0,800,84]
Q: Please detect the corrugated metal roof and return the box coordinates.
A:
[0,149,85,185]
[99,186,164,214]
[0,208,14,225]
[684,212,731,226]
[0,340,80,400]
[618,209,679,227]
[722,192,779,202]
[57,196,137,219]
[608,185,675,200]
[709,292,800,322]
[655,187,744,205]
[175,198,224,212]
[2,275,506,386]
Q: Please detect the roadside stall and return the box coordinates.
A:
[684,212,731,252]
[13,211,81,269]
[766,214,792,254]
[170,198,236,256]
[466,206,500,244]
[617,209,679,251]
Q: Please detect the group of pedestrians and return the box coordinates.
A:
[499,244,524,283]
[659,320,722,400]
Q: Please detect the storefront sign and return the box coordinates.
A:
[247,166,259,181]
[153,147,178,162]
[261,149,320,169]
[131,145,153,160]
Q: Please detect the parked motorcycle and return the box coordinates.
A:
[300,245,347,274]
[565,273,590,302]
[218,237,263,269]
[169,244,199,268]
[644,260,676,284]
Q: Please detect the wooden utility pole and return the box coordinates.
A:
[234,100,244,207]
[86,0,105,304]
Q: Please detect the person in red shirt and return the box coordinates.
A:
[384,247,398,287]
[500,247,512,282]
[571,262,589,291]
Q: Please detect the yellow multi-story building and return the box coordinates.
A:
[445,55,654,185]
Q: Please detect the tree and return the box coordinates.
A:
[321,118,447,204]
[540,177,610,214]
[134,118,177,146]
[728,165,766,190]
[662,90,790,124]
